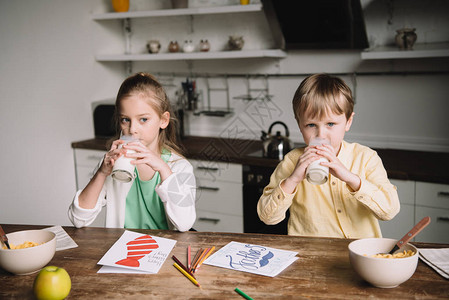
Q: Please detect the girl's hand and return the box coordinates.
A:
[99,139,125,176]
[123,142,172,181]
[315,144,361,191]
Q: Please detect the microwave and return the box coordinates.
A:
[92,102,116,138]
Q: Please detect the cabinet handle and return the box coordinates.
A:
[87,155,103,160]
[197,166,219,171]
[437,217,449,222]
[198,217,220,224]
[198,186,219,191]
[437,191,449,198]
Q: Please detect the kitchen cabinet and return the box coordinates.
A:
[73,148,107,227]
[190,159,243,233]
[380,179,449,244]
[415,182,449,243]
[379,179,415,240]
[92,4,286,63]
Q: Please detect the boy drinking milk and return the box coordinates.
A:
[257,73,400,238]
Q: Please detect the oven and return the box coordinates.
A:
[243,164,289,235]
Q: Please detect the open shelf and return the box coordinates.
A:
[92,4,262,20]
[361,42,449,60]
[96,49,287,61]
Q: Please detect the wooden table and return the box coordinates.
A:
[1,225,448,299]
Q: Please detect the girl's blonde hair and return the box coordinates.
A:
[292,73,354,122]
[111,72,183,156]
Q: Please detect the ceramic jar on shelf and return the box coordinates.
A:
[111,0,129,12]
[183,40,195,53]
[168,41,180,53]
[147,40,161,54]
[395,28,417,50]
[228,36,244,50]
[199,39,210,52]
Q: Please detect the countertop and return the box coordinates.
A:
[1,224,448,299]
[71,136,449,184]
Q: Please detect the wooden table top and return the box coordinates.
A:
[2,224,448,299]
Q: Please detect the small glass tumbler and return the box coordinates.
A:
[306,138,330,185]
[111,135,137,183]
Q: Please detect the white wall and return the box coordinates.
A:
[0,0,121,226]
[0,0,448,226]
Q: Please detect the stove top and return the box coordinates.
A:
[245,143,306,159]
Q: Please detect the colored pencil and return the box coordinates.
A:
[191,248,208,273]
[195,246,215,271]
[187,245,191,269]
[189,248,203,272]
[173,263,200,287]
[235,288,253,300]
[172,255,196,279]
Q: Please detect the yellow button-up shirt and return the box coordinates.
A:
[257,141,400,238]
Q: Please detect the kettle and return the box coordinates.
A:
[261,121,293,160]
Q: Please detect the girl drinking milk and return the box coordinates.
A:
[69,73,196,231]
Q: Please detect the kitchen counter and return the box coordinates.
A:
[1,224,448,299]
[71,136,449,184]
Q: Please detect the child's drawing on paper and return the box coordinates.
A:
[227,245,274,270]
[98,230,176,274]
[115,235,159,267]
[204,241,298,277]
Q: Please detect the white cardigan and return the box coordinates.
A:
[68,153,196,232]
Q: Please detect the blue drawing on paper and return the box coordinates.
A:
[259,251,274,267]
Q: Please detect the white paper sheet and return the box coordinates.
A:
[97,265,152,274]
[419,248,449,279]
[204,241,298,277]
[97,230,176,274]
[44,225,78,251]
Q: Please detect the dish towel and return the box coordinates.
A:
[418,248,449,279]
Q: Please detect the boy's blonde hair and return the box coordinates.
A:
[112,72,183,156]
[292,73,354,122]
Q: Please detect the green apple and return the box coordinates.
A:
[33,266,71,300]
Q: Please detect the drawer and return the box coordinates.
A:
[190,159,242,183]
[74,149,105,167]
[415,206,449,243]
[195,179,243,216]
[194,210,243,233]
[390,179,415,205]
[416,182,449,209]
[379,203,414,239]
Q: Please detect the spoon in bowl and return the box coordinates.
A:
[384,216,431,255]
[0,225,11,249]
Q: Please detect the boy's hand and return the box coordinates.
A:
[316,144,361,191]
[281,145,320,193]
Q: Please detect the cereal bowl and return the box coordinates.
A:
[348,238,418,288]
[0,230,56,275]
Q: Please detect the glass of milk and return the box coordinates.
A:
[306,138,330,185]
[111,135,137,183]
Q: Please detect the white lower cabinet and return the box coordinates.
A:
[380,179,449,243]
[190,159,243,233]
[380,179,415,239]
[415,182,449,243]
[73,148,106,227]
[195,210,243,233]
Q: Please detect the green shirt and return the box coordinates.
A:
[124,149,171,229]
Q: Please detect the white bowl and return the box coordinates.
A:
[348,238,418,288]
[0,230,56,275]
